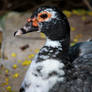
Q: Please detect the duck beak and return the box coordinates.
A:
[14,22,39,36]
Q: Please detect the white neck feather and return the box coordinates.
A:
[45,38,62,48]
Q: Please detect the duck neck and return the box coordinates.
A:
[36,38,69,63]
[45,38,63,48]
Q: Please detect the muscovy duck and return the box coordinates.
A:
[14,6,92,92]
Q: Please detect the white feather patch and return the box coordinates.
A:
[45,38,62,48]
[21,59,65,92]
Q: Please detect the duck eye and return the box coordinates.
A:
[40,14,48,19]
[38,12,52,22]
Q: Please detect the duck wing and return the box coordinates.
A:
[69,53,92,92]
[69,42,92,62]
[53,53,92,92]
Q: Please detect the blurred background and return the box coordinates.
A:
[0,0,92,92]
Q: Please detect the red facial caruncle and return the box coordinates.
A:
[27,11,52,27]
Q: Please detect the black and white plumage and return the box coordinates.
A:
[69,40,92,61]
[14,6,92,92]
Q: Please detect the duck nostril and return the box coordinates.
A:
[27,18,31,23]
[19,87,25,92]
[14,31,17,36]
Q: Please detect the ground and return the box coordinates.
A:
[0,10,92,92]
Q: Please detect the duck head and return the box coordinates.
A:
[14,6,70,43]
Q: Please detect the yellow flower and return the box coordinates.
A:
[11,53,16,57]
[13,73,19,78]
[63,10,72,17]
[28,54,34,59]
[22,60,32,66]
[5,78,9,82]
[40,33,46,38]
[79,9,87,15]
[2,79,9,86]
[74,38,78,42]
[75,34,82,39]
[12,64,18,69]
[72,9,87,16]
[5,56,8,60]
[72,10,80,15]
[88,11,92,16]
[5,69,9,73]
[34,49,39,53]
[81,16,86,21]
[18,60,22,63]
[6,86,12,91]
[1,82,8,86]
[31,54,34,57]
[70,42,76,46]
[71,27,76,31]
